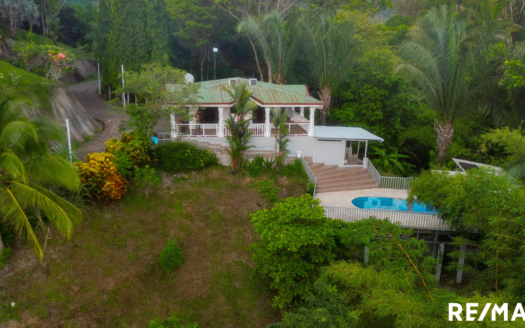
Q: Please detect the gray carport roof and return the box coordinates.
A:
[314,126,384,142]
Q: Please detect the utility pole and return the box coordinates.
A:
[66,119,72,163]
[213,47,218,80]
[121,65,126,107]
[97,60,101,95]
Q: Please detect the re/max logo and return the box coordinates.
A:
[449,303,525,321]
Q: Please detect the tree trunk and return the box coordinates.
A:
[0,234,4,253]
[248,37,264,82]
[435,119,454,164]
[319,85,332,126]
[9,18,17,37]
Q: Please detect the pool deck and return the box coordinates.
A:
[317,189,409,208]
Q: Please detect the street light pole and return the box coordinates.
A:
[213,47,218,80]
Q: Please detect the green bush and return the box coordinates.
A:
[0,248,12,268]
[156,142,217,173]
[249,195,342,309]
[149,312,199,328]
[158,240,183,273]
[282,158,308,179]
[256,179,280,208]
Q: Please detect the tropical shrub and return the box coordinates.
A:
[74,153,127,202]
[156,142,216,173]
[149,312,199,328]
[256,179,280,208]
[105,131,154,168]
[134,165,162,199]
[0,248,12,268]
[13,42,75,80]
[158,240,183,273]
[249,195,342,308]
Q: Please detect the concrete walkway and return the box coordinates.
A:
[68,81,128,161]
[317,188,409,208]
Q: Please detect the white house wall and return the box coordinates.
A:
[313,138,345,166]
[182,135,314,157]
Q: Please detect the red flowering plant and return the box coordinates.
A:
[42,45,75,81]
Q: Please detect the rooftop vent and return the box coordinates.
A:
[249,78,257,86]
[228,78,237,86]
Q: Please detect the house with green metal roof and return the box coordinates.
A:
[160,77,383,169]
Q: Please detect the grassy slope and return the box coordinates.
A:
[1,167,308,327]
[0,61,56,111]
[1,27,93,60]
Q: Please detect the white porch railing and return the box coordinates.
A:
[297,152,317,198]
[364,157,414,190]
[323,206,450,230]
[248,123,266,136]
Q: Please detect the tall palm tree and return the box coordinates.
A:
[0,98,82,260]
[221,83,257,170]
[271,108,290,169]
[238,10,295,84]
[395,5,509,164]
[298,15,365,125]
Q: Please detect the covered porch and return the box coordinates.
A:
[163,77,323,139]
[313,126,384,168]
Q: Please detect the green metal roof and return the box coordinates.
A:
[166,78,323,107]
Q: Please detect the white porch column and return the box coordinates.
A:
[244,110,253,125]
[308,107,315,136]
[217,107,224,137]
[264,107,271,137]
[363,140,369,168]
[170,114,178,140]
[300,106,305,118]
[188,107,199,135]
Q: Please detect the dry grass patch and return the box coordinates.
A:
[0,166,307,327]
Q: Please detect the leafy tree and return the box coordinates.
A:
[395,5,509,164]
[40,0,68,37]
[0,0,40,37]
[331,51,412,146]
[0,98,82,260]
[409,169,525,293]
[298,15,365,125]
[105,0,171,88]
[114,63,200,137]
[167,0,218,81]
[222,82,256,170]
[133,166,162,199]
[94,0,112,89]
[249,194,342,309]
[480,127,525,180]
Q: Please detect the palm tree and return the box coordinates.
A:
[394,5,509,164]
[238,10,295,84]
[271,108,290,169]
[221,83,257,170]
[299,15,365,125]
[0,98,82,260]
[0,0,40,37]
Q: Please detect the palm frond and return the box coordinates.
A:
[24,154,81,191]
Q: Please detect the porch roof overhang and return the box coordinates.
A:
[165,78,324,108]
[314,126,384,142]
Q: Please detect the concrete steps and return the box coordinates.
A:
[309,163,378,193]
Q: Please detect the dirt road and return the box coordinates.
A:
[68,81,128,161]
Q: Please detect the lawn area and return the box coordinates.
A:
[0,167,307,327]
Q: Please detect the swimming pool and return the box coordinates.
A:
[351,197,436,214]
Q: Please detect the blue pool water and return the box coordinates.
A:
[352,197,435,214]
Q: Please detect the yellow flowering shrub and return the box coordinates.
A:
[105,131,153,168]
[74,153,127,202]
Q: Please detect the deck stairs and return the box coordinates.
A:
[302,157,378,193]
